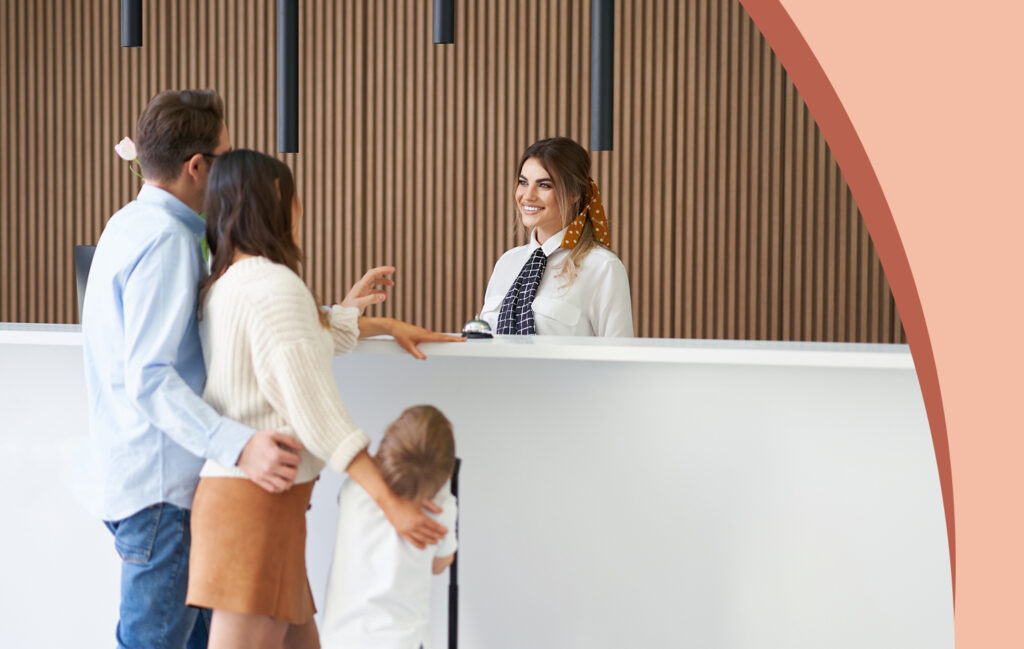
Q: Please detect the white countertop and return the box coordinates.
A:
[0,322,914,369]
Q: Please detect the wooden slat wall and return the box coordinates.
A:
[0,0,905,343]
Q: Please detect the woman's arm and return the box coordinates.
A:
[358,317,464,359]
[344,449,447,548]
[330,266,463,357]
[249,274,370,473]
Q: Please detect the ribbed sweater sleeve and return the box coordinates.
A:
[328,305,360,354]
[248,269,369,473]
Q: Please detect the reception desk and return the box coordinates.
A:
[0,324,952,648]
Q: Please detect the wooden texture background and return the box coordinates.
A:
[0,0,904,342]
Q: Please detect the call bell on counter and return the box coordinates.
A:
[461,315,493,339]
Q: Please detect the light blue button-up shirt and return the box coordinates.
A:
[82,185,253,521]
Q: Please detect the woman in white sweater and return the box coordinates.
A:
[185,149,459,649]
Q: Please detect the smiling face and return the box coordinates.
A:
[515,157,565,243]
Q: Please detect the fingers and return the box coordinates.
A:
[394,333,462,360]
[395,336,427,360]
[429,332,466,342]
[252,462,297,494]
[407,527,443,546]
[351,292,388,309]
[253,474,290,494]
[422,500,444,514]
[365,265,396,277]
[357,266,396,289]
[273,464,299,484]
[237,432,304,493]
[403,532,427,550]
[270,433,305,452]
[275,449,301,469]
[252,478,277,493]
[408,512,447,544]
[422,519,448,539]
[268,474,291,492]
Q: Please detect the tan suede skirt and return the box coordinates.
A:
[187,477,317,624]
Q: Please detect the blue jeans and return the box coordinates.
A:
[104,503,211,649]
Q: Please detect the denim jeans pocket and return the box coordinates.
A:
[111,503,164,564]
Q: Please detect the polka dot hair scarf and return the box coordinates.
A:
[560,177,611,249]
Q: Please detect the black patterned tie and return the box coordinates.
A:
[496,247,548,335]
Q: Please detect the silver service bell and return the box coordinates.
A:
[462,315,493,339]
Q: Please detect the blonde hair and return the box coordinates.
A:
[515,137,609,286]
[375,405,455,502]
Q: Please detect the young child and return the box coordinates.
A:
[322,405,458,649]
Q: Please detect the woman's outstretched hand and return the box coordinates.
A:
[341,266,396,312]
[388,320,465,360]
[358,317,465,359]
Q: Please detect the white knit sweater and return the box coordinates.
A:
[197,256,370,483]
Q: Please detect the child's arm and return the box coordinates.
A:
[431,492,459,574]
[432,554,455,574]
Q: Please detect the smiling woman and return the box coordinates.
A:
[479,137,634,337]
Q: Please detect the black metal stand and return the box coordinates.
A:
[448,457,461,649]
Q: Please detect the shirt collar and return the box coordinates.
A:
[136,184,206,239]
[530,227,568,256]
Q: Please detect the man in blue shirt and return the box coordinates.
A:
[82,89,304,649]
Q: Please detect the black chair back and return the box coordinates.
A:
[74,245,96,322]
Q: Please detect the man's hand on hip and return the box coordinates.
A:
[236,431,304,493]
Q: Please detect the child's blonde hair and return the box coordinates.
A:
[375,405,455,502]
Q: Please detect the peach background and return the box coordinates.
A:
[740,0,1024,646]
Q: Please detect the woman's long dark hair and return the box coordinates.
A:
[200,149,327,326]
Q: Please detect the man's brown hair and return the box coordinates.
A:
[375,406,455,502]
[136,89,225,182]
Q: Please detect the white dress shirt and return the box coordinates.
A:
[480,228,634,337]
[322,480,458,649]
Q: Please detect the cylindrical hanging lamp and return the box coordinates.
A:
[433,0,454,44]
[590,0,614,150]
[278,0,299,153]
[121,0,142,48]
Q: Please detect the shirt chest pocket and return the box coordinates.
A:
[532,296,582,326]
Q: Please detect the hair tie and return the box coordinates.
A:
[560,177,611,249]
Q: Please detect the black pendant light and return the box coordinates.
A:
[590,0,614,150]
[121,0,142,48]
[433,0,454,44]
[278,0,299,153]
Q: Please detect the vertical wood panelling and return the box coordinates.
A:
[0,0,905,343]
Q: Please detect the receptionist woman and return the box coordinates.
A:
[479,137,634,336]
